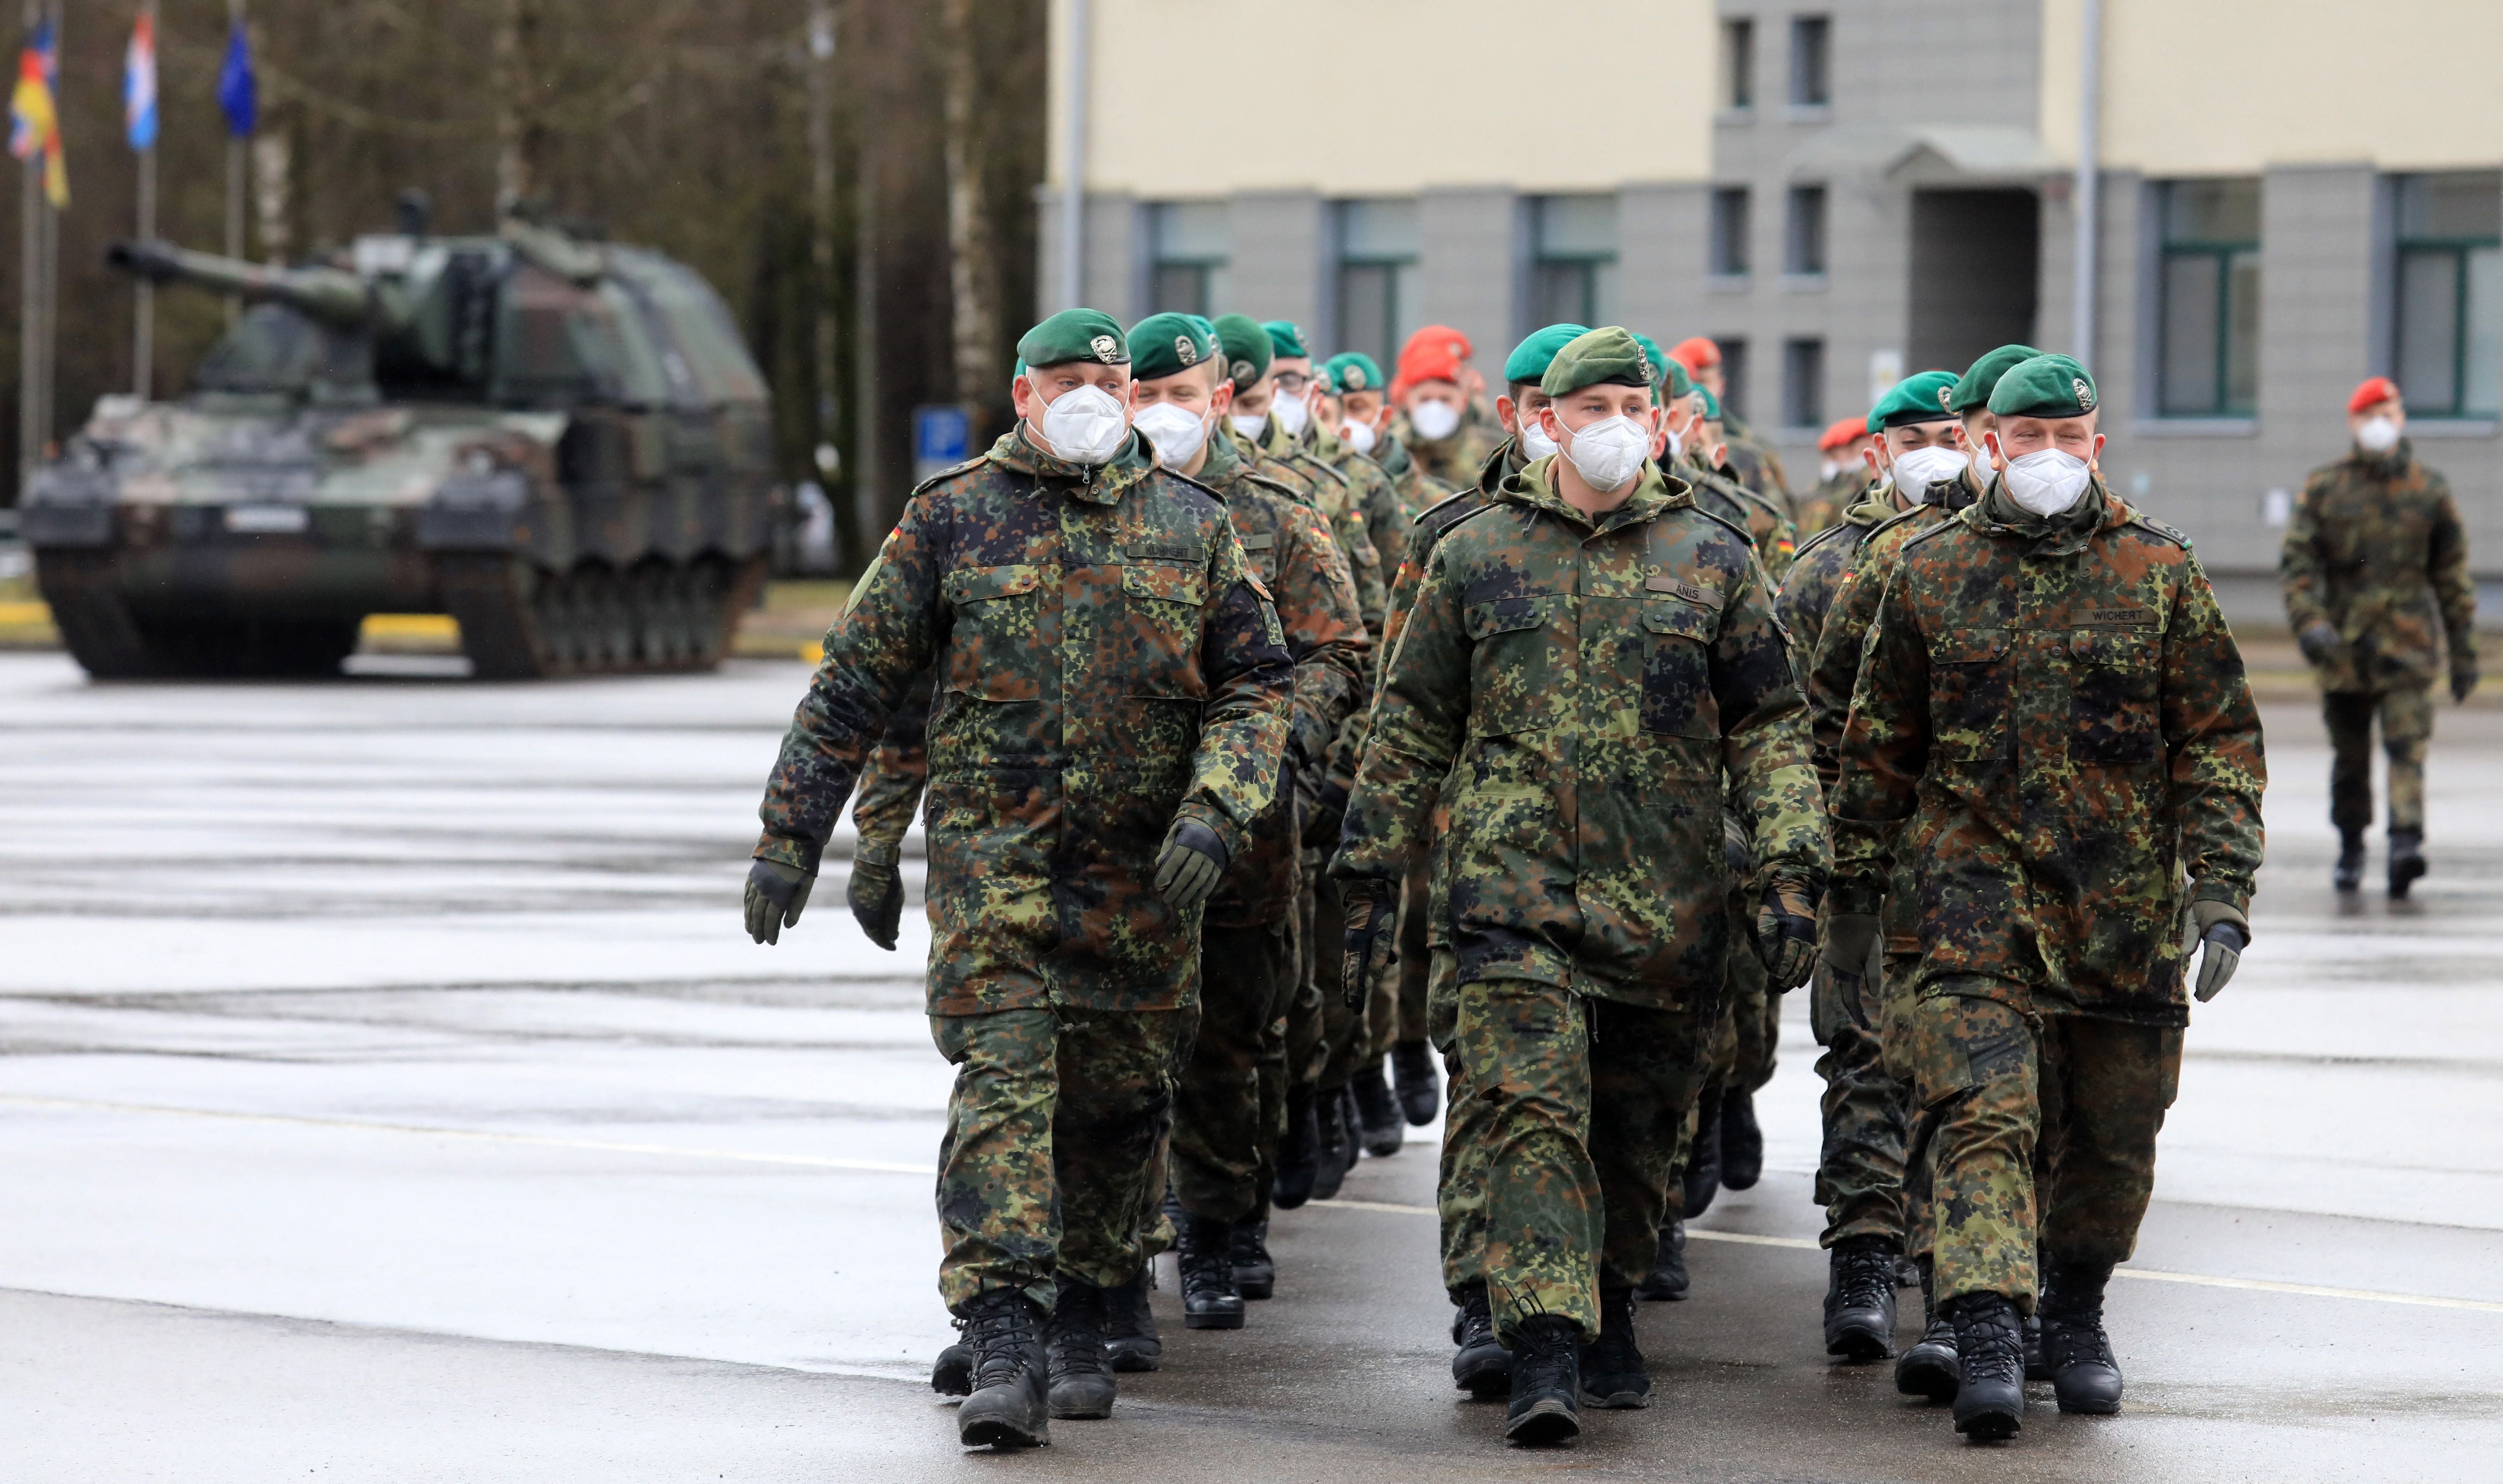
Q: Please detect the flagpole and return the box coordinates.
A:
[33,0,54,462]
[133,0,158,400]
[16,0,39,492]
[224,0,246,324]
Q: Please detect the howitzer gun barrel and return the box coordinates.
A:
[107,240,372,327]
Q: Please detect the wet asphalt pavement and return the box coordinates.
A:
[0,651,2497,1481]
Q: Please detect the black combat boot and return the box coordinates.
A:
[1230,1217,1275,1300]
[2333,828,2366,892]
[1505,1314,1583,1445]
[1681,1096,1723,1220]
[930,1341,973,1396]
[2039,1261,2125,1414]
[1175,1214,1245,1330]
[1822,1234,1900,1362]
[1720,1085,1764,1190]
[1635,1220,1690,1301]
[1449,1280,1511,1398]
[1947,1292,2026,1440]
[1352,1061,1405,1157]
[2389,827,2427,898]
[1044,1282,1116,1420]
[1894,1257,1958,1402]
[1272,1084,1320,1210]
[1311,1086,1353,1201]
[1579,1286,1651,1409]
[1101,1266,1160,1372]
[1392,1039,1440,1126]
[955,1288,1051,1450]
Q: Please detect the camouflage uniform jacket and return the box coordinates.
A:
[1333,454,1827,1005]
[1191,430,1373,927]
[1830,480,2266,1026]
[1793,464,1874,539]
[1394,399,1506,490]
[2280,441,2475,693]
[1719,409,1794,504]
[1681,454,1797,577]
[1368,431,1450,520]
[1776,482,1910,673]
[849,668,938,862]
[755,428,1293,1015]
[1238,421,1387,637]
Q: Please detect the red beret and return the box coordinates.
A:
[1818,417,1866,452]
[1392,324,1472,400]
[1669,337,1722,373]
[2348,375,2400,415]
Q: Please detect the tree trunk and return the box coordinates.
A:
[492,0,545,211]
[937,0,994,405]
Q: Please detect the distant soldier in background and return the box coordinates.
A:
[1669,336,1792,505]
[1797,416,1876,536]
[1389,325,1505,489]
[2282,375,2477,896]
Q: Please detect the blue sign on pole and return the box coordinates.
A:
[912,405,971,483]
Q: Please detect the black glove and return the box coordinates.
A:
[1154,819,1230,912]
[847,847,904,951]
[2453,664,2479,703]
[1301,778,1350,849]
[1821,911,1880,979]
[743,858,814,945]
[1339,878,1399,1010]
[2297,620,2343,668]
[1754,880,1820,991]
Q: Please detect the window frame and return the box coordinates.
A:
[1789,15,1831,109]
[2392,174,2502,420]
[1334,198,1420,375]
[2154,180,2262,419]
[1709,186,1752,279]
[1781,335,1824,429]
[1146,200,1230,318]
[1785,183,1827,279]
[1722,18,1756,112]
[1530,194,1621,330]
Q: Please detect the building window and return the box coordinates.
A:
[1786,185,1827,277]
[1710,188,1751,277]
[1716,337,1751,419]
[1722,19,1755,111]
[1782,336,1824,427]
[2394,172,2502,419]
[1531,194,1619,329]
[1789,15,1830,108]
[1336,198,1420,374]
[1148,201,1230,317]
[2156,179,2261,417]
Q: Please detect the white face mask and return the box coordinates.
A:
[1663,425,1684,462]
[1559,412,1651,493]
[1339,418,1378,456]
[1819,458,1842,482]
[1516,415,1559,461]
[1227,412,1270,442]
[1888,444,1970,501]
[1408,399,1463,442]
[1035,382,1129,466]
[1272,392,1310,437]
[1134,401,1213,468]
[2356,416,2401,453]
[2000,446,2093,517]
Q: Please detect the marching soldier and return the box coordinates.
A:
[1668,335,1791,502]
[1831,353,2264,1440]
[2281,375,2477,895]
[743,309,1292,1450]
[1389,324,1505,488]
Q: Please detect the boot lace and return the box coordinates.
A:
[1580,1291,1644,1381]
[1047,1287,1107,1378]
[1832,1239,1898,1313]
[1514,1315,1580,1395]
[1955,1299,2025,1383]
[962,1291,1042,1389]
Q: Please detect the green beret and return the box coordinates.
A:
[1631,333,1671,389]
[1127,311,1219,382]
[1018,308,1128,370]
[1503,324,1589,387]
[1262,320,1309,361]
[1663,356,1693,399]
[1325,352,1385,395]
[1212,313,1273,389]
[1987,353,2099,419]
[1951,343,2043,415]
[1540,327,1657,398]
[1865,370,1962,435]
[1695,386,1723,421]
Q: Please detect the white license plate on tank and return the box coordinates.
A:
[225,505,310,534]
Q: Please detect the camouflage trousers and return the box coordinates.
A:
[1901,985,2182,1310]
[1171,922,1294,1224]
[1299,869,1387,1089]
[1808,935,1911,1248]
[1454,978,1717,1344]
[1379,854,1435,1056]
[1662,890,1776,1221]
[2324,685,2433,834]
[930,1003,1193,1316]
[1424,948,1487,1290]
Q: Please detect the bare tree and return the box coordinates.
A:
[936,0,994,406]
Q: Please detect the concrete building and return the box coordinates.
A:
[1041,0,2503,613]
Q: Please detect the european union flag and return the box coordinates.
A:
[217,20,254,138]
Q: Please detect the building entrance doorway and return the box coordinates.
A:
[1909,190,2040,374]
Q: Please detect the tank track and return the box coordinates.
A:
[34,550,360,679]
[437,553,768,681]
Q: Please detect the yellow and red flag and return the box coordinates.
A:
[9,20,67,207]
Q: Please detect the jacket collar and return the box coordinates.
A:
[994,425,1155,504]
[1969,473,2119,556]
[1492,454,1691,536]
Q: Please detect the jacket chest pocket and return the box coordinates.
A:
[1237,530,1279,591]
[1116,561,1208,700]
[2069,629,2161,765]
[1465,595,1562,736]
[941,564,1044,702]
[1928,630,2012,760]
[1640,597,1720,738]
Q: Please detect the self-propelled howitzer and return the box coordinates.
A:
[24,215,776,678]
